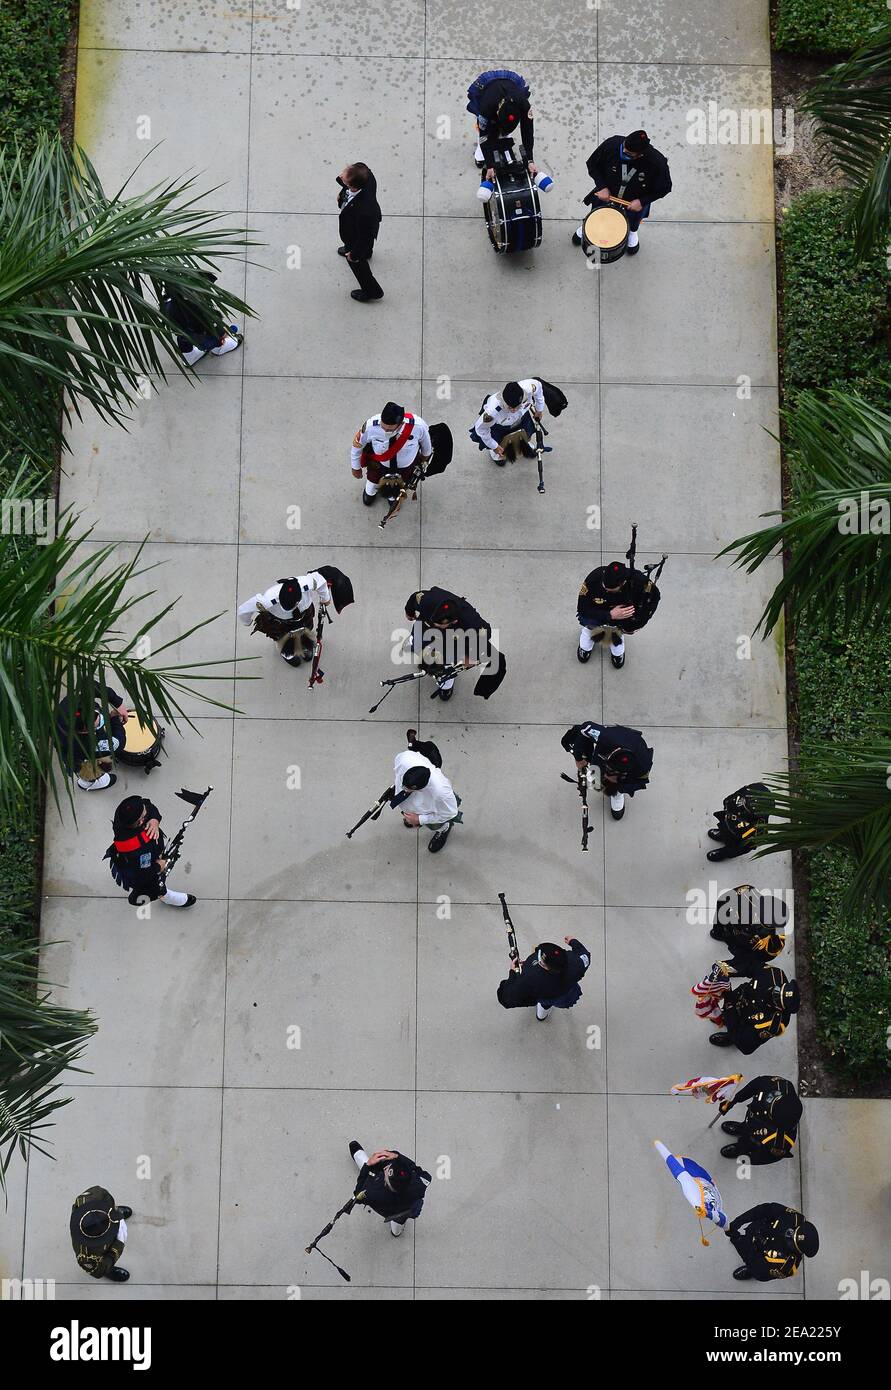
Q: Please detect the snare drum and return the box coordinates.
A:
[582,205,629,264]
[485,161,542,254]
[117,712,165,772]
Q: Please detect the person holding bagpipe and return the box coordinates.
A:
[347,1142,432,1238]
[55,684,130,792]
[571,129,671,257]
[577,532,665,671]
[470,378,545,464]
[707,965,800,1056]
[561,720,653,821]
[403,587,507,702]
[237,567,353,673]
[390,730,462,854]
[724,1203,818,1282]
[710,885,788,976]
[351,402,433,508]
[104,789,211,909]
[495,897,591,1021]
[715,1075,802,1165]
[706,782,771,862]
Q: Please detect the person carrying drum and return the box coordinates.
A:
[576,559,661,670]
[466,69,537,179]
[572,129,671,257]
[105,795,198,909]
[56,685,129,792]
[351,402,433,507]
[470,379,544,464]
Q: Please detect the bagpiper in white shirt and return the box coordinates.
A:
[471,378,545,461]
[237,572,332,666]
[351,400,433,505]
[391,748,461,853]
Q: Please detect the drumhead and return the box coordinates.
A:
[123,713,159,753]
[583,207,627,249]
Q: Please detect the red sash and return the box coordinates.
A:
[114,829,151,854]
[370,414,415,464]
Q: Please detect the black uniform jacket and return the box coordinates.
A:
[723,969,794,1055]
[497,939,590,1009]
[338,172,382,261]
[105,798,165,900]
[561,722,653,794]
[70,1186,126,1279]
[730,1076,802,1163]
[477,77,534,165]
[728,1203,805,1281]
[585,135,672,206]
[56,685,126,772]
[354,1153,431,1219]
[577,566,660,633]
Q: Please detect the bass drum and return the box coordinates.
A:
[485,164,542,254]
[117,712,165,773]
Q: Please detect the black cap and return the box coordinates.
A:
[383,1160,412,1191]
[781,979,801,1014]
[793,1221,819,1257]
[603,561,628,590]
[431,599,458,624]
[277,578,302,611]
[537,942,567,971]
[502,381,524,408]
[381,402,405,427]
[402,765,431,790]
[497,95,522,131]
[625,130,650,154]
[114,795,145,829]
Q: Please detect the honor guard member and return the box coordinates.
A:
[391,732,462,853]
[717,1075,802,1165]
[710,884,788,975]
[725,1203,818,1282]
[348,1142,431,1237]
[709,966,800,1055]
[70,1186,134,1282]
[562,720,654,820]
[56,685,129,791]
[336,162,383,301]
[497,936,590,1021]
[352,402,433,506]
[238,570,336,666]
[404,587,506,700]
[707,783,770,862]
[105,795,197,909]
[470,379,544,464]
[572,130,671,256]
[466,69,536,177]
[576,560,661,670]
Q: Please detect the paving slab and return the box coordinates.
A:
[79,0,254,52]
[600,384,781,555]
[425,0,599,63]
[23,1087,222,1285]
[599,0,771,66]
[252,0,427,58]
[40,898,227,1087]
[224,900,417,1089]
[799,1100,891,1301]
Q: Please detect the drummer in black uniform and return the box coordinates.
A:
[576,560,661,670]
[466,69,537,178]
[56,685,129,792]
[572,130,671,256]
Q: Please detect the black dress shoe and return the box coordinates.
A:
[361,490,377,506]
[610,650,625,669]
[571,231,582,246]
[436,684,454,702]
[721,1121,743,1136]
[709,1031,733,1046]
[107,1267,130,1282]
[732,1266,754,1281]
[428,823,453,853]
[720,1143,743,1158]
[709,927,724,940]
[708,827,726,842]
[351,289,384,302]
[117,1206,133,1220]
[182,895,198,907]
[349,1140,364,1158]
[626,242,640,256]
[707,848,735,862]
[577,646,591,663]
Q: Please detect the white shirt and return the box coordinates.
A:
[237,571,332,625]
[351,414,433,472]
[473,379,545,450]
[393,750,458,826]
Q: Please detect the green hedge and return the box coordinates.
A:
[775,0,889,54]
[0,0,71,943]
[781,191,891,1079]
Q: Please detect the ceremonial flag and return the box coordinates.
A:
[691,960,731,1023]
[654,1140,727,1246]
[670,1075,741,1105]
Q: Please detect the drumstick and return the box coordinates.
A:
[607,195,636,209]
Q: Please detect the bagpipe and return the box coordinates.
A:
[625,523,667,625]
[161,786,214,876]
[345,730,441,837]
[378,424,453,530]
[497,891,522,969]
[307,566,354,690]
[304,1190,367,1281]
[368,658,486,714]
[560,768,591,852]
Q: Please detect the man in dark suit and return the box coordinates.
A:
[336,162,383,302]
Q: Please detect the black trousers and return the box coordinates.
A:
[347,253,383,297]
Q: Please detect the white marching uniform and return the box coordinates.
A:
[237,571,331,625]
[393,750,459,827]
[350,414,433,472]
[472,378,545,452]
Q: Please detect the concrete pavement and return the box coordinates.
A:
[4,0,889,1302]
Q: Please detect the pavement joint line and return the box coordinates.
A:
[78,48,771,71]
